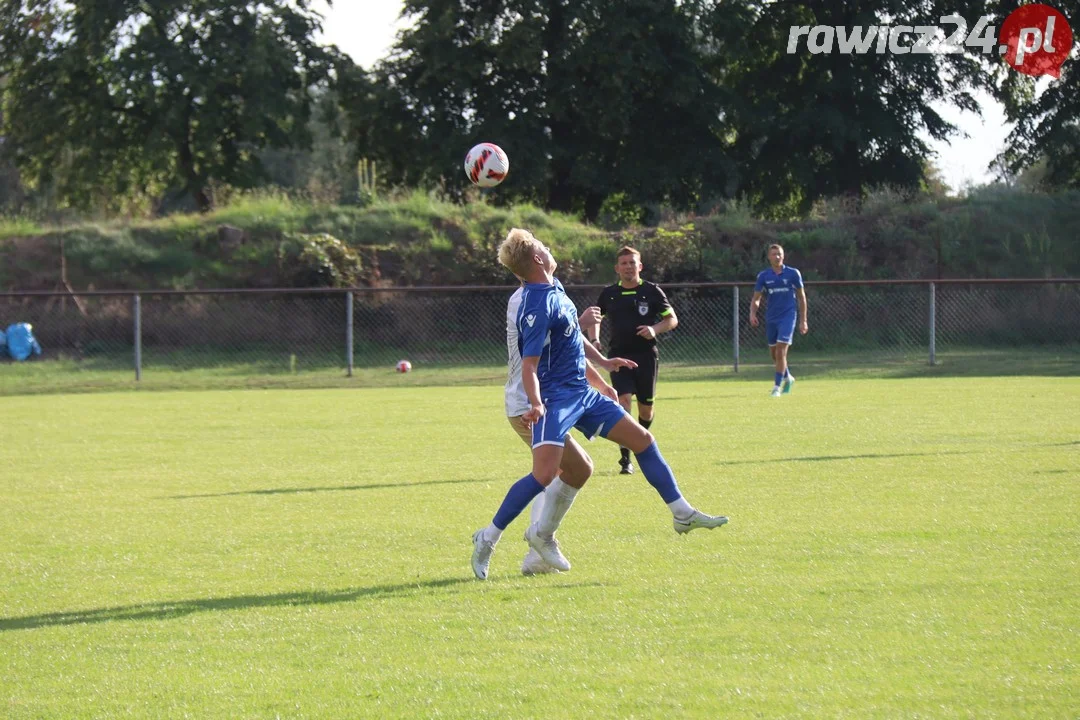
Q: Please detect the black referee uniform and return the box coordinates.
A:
[595,281,674,406]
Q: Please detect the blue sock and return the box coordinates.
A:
[634,442,682,504]
[492,473,546,530]
[774,371,783,386]
[784,367,792,379]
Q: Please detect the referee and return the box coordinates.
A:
[589,246,678,474]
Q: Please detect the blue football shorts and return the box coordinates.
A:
[531,387,629,447]
[766,314,797,346]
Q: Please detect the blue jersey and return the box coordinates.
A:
[754,265,803,321]
[517,278,589,403]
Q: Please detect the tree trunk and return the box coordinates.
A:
[191,187,212,212]
[584,191,605,223]
[176,99,212,212]
[548,170,574,214]
[543,0,574,214]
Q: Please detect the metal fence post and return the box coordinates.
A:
[732,286,740,373]
[346,291,354,377]
[928,282,936,366]
[134,293,142,381]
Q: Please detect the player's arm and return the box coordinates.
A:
[749,291,764,327]
[584,361,619,401]
[796,288,809,334]
[638,310,678,339]
[590,291,607,343]
[578,306,602,339]
[583,336,638,373]
[636,287,678,339]
[518,297,554,425]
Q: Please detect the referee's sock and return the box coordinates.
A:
[638,417,653,430]
[620,446,631,465]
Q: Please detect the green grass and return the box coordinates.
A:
[1,376,1077,717]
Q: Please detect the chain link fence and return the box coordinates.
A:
[1,280,1077,389]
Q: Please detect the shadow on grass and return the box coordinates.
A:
[713,449,980,466]
[170,477,485,499]
[0,578,473,632]
[0,578,605,632]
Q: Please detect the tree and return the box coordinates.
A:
[0,0,343,211]
[921,159,951,197]
[346,0,731,220]
[996,45,1080,188]
[716,0,986,214]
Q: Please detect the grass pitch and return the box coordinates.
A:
[1,376,1077,718]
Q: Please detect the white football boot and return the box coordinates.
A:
[674,510,730,534]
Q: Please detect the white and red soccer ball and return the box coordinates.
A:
[464,143,509,188]
[396,359,412,373]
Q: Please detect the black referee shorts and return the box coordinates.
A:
[609,350,659,405]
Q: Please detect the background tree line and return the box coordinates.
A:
[1,0,1077,222]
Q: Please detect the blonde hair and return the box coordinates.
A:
[616,246,641,261]
[498,228,543,277]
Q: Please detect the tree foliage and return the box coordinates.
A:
[718,0,987,213]
[346,0,999,218]
[992,0,1080,189]
[344,0,730,220]
[0,0,343,211]
[2,0,1077,220]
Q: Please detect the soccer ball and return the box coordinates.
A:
[396,359,412,373]
[464,143,509,187]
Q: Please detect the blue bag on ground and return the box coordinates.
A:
[5,323,42,361]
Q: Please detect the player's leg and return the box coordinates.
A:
[767,321,782,395]
[509,415,560,575]
[526,436,593,571]
[508,415,547,519]
[588,394,728,534]
[635,351,657,428]
[778,316,797,393]
[473,410,570,580]
[617,392,634,473]
[611,366,637,473]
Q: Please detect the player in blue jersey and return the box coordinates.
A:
[505,286,615,575]
[749,244,809,397]
[471,229,728,580]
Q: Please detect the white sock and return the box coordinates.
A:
[528,475,553,526]
[667,497,694,520]
[483,524,503,544]
[538,477,579,536]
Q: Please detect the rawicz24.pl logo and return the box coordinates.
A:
[786,3,1074,78]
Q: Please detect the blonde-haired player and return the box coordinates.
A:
[484,229,635,577]
[472,229,728,580]
[505,284,612,574]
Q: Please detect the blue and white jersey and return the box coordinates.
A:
[516,278,589,403]
[754,265,803,321]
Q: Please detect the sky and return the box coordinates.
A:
[315,0,1011,194]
